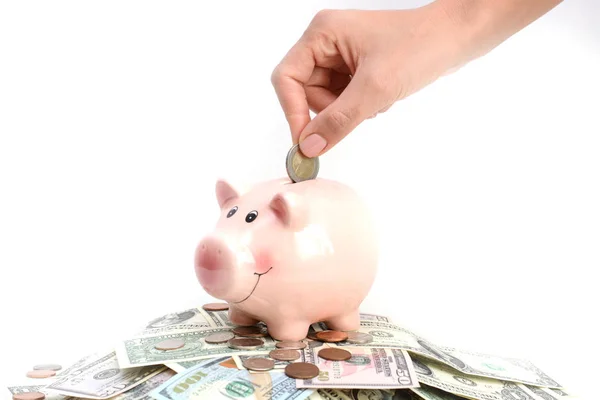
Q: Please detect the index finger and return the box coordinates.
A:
[271,39,316,144]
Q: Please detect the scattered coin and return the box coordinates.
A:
[345,331,373,344]
[232,326,268,338]
[12,393,46,400]
[286,144,319,183]
[26,370,56,379]
[306,331,321,341]
[269,349,301,361]
[202,302,229,311]
[205,331,235,344]
[154,339,185,351]
[284,362,320,379]
[275,340,306,350]
[228,338,265,350]
[33,364,62,371]
[318,348,352,361]
[316,330,348,343]
[242,357,275,372]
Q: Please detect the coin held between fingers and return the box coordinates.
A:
[286,144,319,183]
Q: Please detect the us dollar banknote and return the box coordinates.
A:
[308,388,412,400]
[312,320,561,388]
[410,384,474,400]
[431,346,560,388]
[104,369,177,400]
[136,307,233,336]
[411,355,560,400]
[296,347,419,390]
[6,385,71,400]
[46,350,164,399]
[358,313,393,323]
[166,356,240,374]
[115,328,278,368]
[522,385,578,400]
[150,356,315,400]
[310,321,453,370]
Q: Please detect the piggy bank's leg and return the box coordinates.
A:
[324,309,360,332]
[265,319,310,341]
[229,306,260,326]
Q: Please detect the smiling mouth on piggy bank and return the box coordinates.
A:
[231,266,273,304]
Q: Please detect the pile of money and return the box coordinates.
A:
[7,304,576,400]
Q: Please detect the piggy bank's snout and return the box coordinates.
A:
[194,235,254,300]
[196,236,234,271]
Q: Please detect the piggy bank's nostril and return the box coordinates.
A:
[201,244,206,250]
[217,248,222,255]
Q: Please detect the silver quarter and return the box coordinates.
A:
[205,332,235,344]
[346,331,374,344]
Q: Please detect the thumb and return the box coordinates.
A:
[298,66,394,158]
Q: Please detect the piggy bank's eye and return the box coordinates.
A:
[245,210,258,223]
[227,206,238,218]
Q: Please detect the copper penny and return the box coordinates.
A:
[232,326,268,338]
[154,339,185,351]
[275,340,306,350]
[316,330,348,342]
[33,364,62,371]
[306,331,321,341]
[269,349,301,361]
[346,331,373,344]
[228,338,265,350]
[284,362,320,379]
[13,393,46,400]
[202,302,229,311]
[26,370,56,379]
[205,331,235,344]
[242,357,275,371]
[318,348,352,361]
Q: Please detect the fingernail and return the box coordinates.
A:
[299,134,326,158]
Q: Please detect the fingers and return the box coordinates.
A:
[298,64,395,158]
[271,40,316,144]
[306,85,334,113]
[305,67,350,114]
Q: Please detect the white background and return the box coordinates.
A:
[1,0,599,399]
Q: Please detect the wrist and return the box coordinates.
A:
[429,0,563,63]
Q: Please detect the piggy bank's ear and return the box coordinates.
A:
[269,192,307,231]
[216,179,239,209]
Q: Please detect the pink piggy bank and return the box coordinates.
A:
[194,177,378,341]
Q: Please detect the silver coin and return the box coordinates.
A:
[33,364,62,371]
[205,331,235,344]
[242,357,275,371]
[286,144,319,183]
[276,340,306,350]
[227,338,265,350]
[346,331,373,344]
